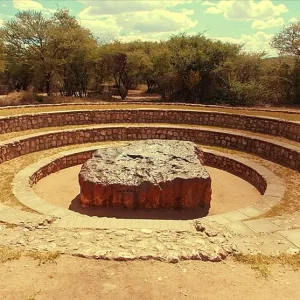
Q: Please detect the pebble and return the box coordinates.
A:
[286,248,300,255]
[140,229,152,234]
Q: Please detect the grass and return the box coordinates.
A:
[234,253,300,277]
[27,250,60,265]
[0,90,37,107]
[259,166,300,218]
[0,245,60,266]
[0,92,26,107]
[204,145,300,218]
[24,291,40,300]
[0,246,22,263]
[0,102,300,121]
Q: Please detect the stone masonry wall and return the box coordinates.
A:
[29,150,267,196]
[1,126,299,170]
[1,109,300,142]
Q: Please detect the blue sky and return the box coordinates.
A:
[0,0,299,56]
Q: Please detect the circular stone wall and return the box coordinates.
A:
[13,144,286,221]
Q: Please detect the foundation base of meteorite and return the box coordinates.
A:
[79,140,212,209]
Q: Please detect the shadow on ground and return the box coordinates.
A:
[69,194,209,220]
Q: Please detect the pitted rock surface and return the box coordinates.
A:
[79,140,212,209]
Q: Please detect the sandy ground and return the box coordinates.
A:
[33,166,261,219]
[0,255,299,300]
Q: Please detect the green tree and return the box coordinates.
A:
[3,11,55,94]
[100,41,152,99]
[215,52,271,105]
[271,20,300,58]
[0,35,5,73]
[52,9,98,97]
[271,20,300,103]
[150,34,240,103]
[2,9,98,96]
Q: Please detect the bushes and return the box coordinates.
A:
[0,89,44,106]
[229,81,272,106]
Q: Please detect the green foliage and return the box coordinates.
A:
[1,9,299,105]
[99,41,153,99]
[34,94,43,103]
[271,20,300,58]
[0,38,5,73]
[229,81,271,106]
[149,34,241,103]
[2,9,98,96]
[270,20,300,104]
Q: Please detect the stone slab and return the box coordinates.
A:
[222,211,248,222]
[243,219,281,233]
[0,204,9,213]
[231,232,297,255]
[204,215,232,225]
[226,221,255,235]
[278,229,300,248]
[237,206,262,218]
[0,208,35,224]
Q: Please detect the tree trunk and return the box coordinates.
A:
[45,73,52,96]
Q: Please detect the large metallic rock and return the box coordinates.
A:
[79,140,212,209]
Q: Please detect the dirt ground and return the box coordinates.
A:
[34,166,261,218]
[0,255,299,300]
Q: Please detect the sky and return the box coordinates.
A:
[0,0,299,56]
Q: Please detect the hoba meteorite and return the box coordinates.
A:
[79,140,212,209]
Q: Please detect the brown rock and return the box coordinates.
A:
[79,140,212,209]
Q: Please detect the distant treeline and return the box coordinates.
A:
[0,9,299,105]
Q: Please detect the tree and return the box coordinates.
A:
[150,34,241,103]
[3,11,55,94]
[271,20,300,58]
[271,20,300,103]
[52,9,98,97]
[2,9,98,96]
[214,52,270,105]
[100,42,152,99]
[0,33,5,73]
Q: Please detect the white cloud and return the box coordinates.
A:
[252,17,284,29]
[202,1,215,6]
[119,31,176,43]
[204,0,288,21]
[78,16,122,38]
[289,17,298,23]
[78,0,198,40]
[206,6,223,14]
[213,31,276,56]
[79,0,194,16]
[119,9,197,33]
[13,0,43,10]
